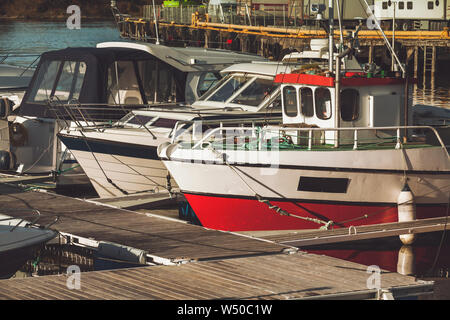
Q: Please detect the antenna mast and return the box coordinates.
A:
[328,0,334,72]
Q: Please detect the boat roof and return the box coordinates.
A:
[274,73,409,87]
[220,62,294,77]
[97,42,267,72]
[121,108,274,124]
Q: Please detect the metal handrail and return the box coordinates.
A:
[182,125,449,155]
[171,116,283,143]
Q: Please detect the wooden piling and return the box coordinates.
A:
[369,44,374,64]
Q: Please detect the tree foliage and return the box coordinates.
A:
[0,0,156,19]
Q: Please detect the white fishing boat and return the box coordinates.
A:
[158,34,450,238]
[0,214,58,279]
[0,42,265,189]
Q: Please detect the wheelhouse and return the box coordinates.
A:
[276,72,413,145]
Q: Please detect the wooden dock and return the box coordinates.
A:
[0,183,288,264]
[0,183,442,300]
[0,251,433,300]
[252,216,450,248]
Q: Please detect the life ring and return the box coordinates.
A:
[9,122,28,147]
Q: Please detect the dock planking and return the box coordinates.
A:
[0,184,288,262]
[0,252,433,300]
[257,216,450,247]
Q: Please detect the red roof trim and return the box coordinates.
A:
[274,74,334,87]
[275,73,411,87]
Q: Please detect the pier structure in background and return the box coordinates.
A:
[110,2,450,90]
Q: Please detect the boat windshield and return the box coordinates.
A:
[28,60,87,103]
[230,77,274,107]
[206,74,249,102]
[196,73,278,110]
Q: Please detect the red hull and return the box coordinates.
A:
[184,193,447,232]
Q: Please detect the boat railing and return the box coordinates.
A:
[171,116,283,142]
[46,100,181,130]
[178,125,449,156]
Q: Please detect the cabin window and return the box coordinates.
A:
[197,73,231,101]
[231,78,275,107]
[382,1,388,9]
[28,60,87,103]
[127,114,155,127]
[158,65,177,103]
[207,75,248,102]
[407,1,413,9]
[150,118,178,128]
[197,72,221,97]
[398,1,404,9]
[137,60,157,103]
[53,61,87,102]
[28,61,62,102]
[428,1,434,9]
[300,87,314,117]
[107,61,143,105]
[137,60,186,104]
[340,89,360,121]
[283,86,298,117]
[315,88,332,120]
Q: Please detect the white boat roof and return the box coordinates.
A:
[0,214,57,253]
[97,42,267,72]
[220,62,294,76]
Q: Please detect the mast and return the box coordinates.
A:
[152,0,160,45]
[328,0,334,73]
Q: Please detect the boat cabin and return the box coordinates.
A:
[276,70,413,145]
[17,42,266,121]
[4,42,264,174]
[192,62,293,113]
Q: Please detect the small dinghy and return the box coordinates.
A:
[0,214,58,279]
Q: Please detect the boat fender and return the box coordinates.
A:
[165,143,180,160]
[0,150,16,171]
[9,123,28,147]
[156,141,171,159]
[397,183,416,245]
[397,245,415,276]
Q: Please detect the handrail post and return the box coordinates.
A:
[395,128,401,149]
[334,55,341,148]
[353,129,358,150]
[308,129,312,150]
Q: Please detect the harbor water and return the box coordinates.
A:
[1,19,449,292]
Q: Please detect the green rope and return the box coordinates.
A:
[56,164,81,175]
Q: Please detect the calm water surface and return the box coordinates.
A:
[1,20,449,285]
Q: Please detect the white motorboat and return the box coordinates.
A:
[0,42,265,189]
[57,61,291,198]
